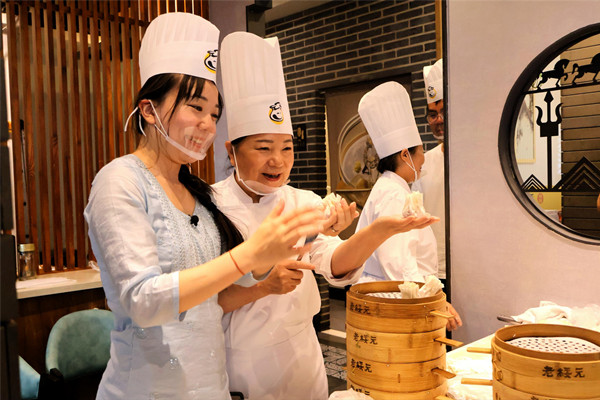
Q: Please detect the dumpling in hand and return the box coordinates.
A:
[402,191,426,217]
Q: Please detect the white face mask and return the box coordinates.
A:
[231,146,289,197]
[149,101,215,161]
[124,107,146,136]
[124,102,216,162]
[405,150,419,183]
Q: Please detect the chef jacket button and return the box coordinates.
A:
[134,327,147,339]
[210,350,216,357]
[169,357,180,369]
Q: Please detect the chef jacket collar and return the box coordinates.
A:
[382,170,411,192]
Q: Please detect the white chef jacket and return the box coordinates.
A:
[413,144,446,278]
[356,170,438,283]
[212,174,362,400]
[85,155,237,399]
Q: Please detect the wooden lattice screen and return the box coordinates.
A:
[4,0,212,273]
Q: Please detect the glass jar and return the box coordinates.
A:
[17,243,36,281]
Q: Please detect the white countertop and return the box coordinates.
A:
[16,269,103,299]
[446,333,495,400]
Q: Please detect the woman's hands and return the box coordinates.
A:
[181,200,320,313]
[375,213,440,236]
[328,212,439,278]
[217,259,315,313]
[322,197,359,236]
[257,260,315,295]
[239,200,323,276]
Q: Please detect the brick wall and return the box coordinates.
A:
[266,0,439,196]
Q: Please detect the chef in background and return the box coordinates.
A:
[355,81,461,330]
[213,32,439,400]
[414,58,447,285]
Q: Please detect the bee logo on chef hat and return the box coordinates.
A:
[204,50,218,73]
[269,102,284,124]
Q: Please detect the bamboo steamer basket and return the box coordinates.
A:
[463,324,600,399]
[346,325,447,363]
[492,324,600,398]
[492,380,600,400]
[346,281,458,399]
[347,380,448,400]
[347,353,448,392]
[346,281,451,333]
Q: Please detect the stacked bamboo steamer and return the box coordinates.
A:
[463,324,600,399]
[345,281,461,400]
[493,324,600,399]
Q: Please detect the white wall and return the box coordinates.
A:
[447,0,600,343]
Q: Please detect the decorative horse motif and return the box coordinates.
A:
[536,59,570,88]
[572,53,600,84]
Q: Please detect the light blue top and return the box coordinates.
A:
[84,154,231,399]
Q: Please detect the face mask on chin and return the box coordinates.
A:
[231,146,289,197]
[149,101,215,162]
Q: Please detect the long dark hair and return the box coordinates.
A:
[133,73,244,252]
[377,146,419,174]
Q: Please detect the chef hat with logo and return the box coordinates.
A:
[219,32,292,141]
[423,58,443,104]
[139,12,219,87]
[358,81,422,159]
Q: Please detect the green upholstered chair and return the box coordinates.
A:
[19,356,40,400]
[45,309,113,399]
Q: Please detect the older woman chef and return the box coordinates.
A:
[356,81,462,329]
[84,14,323,399]
[212,32,438,400]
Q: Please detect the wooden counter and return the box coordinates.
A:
[17,269,103,299]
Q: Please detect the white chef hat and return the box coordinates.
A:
[139,12,219,87]
[358,81,422,159]
[423,58,443,104]
[219,32,292,141]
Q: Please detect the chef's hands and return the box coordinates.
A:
[375,213,440,236]
[244,200,323,275]
[322,197,359,236]
[257,260,314,295]
[446,302,463,331]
